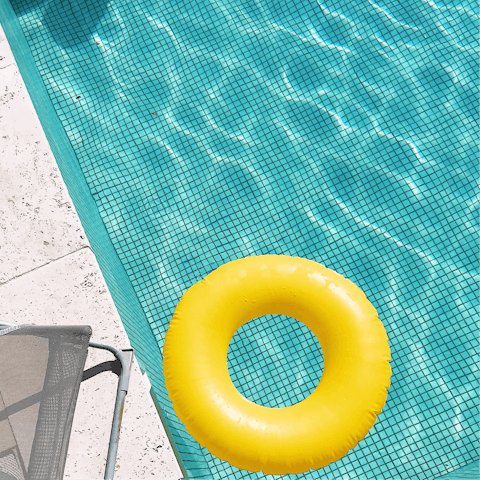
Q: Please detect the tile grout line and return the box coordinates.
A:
[0,245,91,287]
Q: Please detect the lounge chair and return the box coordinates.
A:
[0,322,133,480]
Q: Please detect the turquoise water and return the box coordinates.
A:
[8,0,479,477]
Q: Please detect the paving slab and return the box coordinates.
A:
[0,24,15,68]
[0,26,88,284]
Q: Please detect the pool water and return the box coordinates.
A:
[7,0,479,478]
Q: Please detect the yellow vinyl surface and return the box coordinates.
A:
[163,255,392,474]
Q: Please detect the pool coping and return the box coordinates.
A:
[0,0,189,478]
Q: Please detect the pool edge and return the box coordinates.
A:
[0,1,199,478]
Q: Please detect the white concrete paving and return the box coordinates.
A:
[0,36,89,284]
[0,21,182,480]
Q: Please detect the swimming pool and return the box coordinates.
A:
[1,0,478,478]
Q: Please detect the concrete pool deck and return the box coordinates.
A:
[0,22,183,480]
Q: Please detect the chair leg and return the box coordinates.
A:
[104,349,134,480]
[87,341,134,480]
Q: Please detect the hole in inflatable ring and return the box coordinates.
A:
[227,314,324,408]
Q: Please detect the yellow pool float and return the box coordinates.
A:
[163,255,391,475]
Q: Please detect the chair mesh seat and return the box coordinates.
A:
[0,325,92,480]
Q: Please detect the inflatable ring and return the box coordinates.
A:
[163,255,391,475]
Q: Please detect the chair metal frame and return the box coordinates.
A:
[0,321,133,480]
